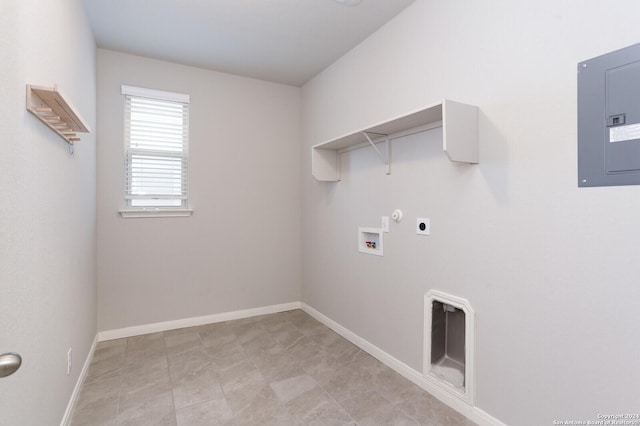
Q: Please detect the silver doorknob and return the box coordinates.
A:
[0,353,22,378]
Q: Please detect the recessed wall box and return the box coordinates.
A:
[358,227,383,256]
[424,290,475,405]
[578,43,640,187]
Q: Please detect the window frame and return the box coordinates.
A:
[118,85,193,218]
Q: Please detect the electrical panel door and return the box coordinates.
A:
[578,43,640,187]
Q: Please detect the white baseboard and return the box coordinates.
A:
[86,301,504,425]
[60,334,98,426]
[97,301,302,342]
[63,302,300,424]
[300,303,506,426]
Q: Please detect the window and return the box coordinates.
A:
[121,85,190,216]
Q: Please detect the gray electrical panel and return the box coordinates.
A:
[578,43,640,187]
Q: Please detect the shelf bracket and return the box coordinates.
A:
[362,132,391,175]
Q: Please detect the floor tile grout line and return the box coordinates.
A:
[159,332,180,426]
[300,310,424,425]
[210,326,240,426]
[281,313,360,425]
[259,316,296,425]
[113,334,135,419]
[252,314,318,425]
[167,327,235,422]
[312,369,360,425]
[74,310,468,426]
[392,392,428,425]
[215,363,238,426]
[277,316,323,426]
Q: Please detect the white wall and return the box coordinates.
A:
[97,50,301,331]
[301,1,640,424]
[0,0,97,424]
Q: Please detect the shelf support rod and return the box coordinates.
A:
[362,132,391,175]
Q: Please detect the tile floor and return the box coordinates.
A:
[70,309,476,425]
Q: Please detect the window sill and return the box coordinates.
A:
[118,208,194,218]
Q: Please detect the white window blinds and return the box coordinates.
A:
[122,85,190,208]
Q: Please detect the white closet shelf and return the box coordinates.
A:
[26,84,90,144]
[311,99,478,181]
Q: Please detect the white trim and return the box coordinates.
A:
[60,335,98,426]
[424,289,475,406]
[83,301,501,425]
[121,85,190,103]
[118,208,194,218]
[98,302,301,341]
[301,303,505,426]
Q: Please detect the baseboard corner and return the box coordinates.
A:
[300,302,506,426]
[60,334,98,426]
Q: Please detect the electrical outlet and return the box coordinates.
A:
[416,218,430,235]
[67,348,72,375]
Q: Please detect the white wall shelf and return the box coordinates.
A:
[311,99,478,181]
[26,84,91,145]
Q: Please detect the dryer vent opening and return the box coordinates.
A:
[430,301,465,389]
[424,290,475,405]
